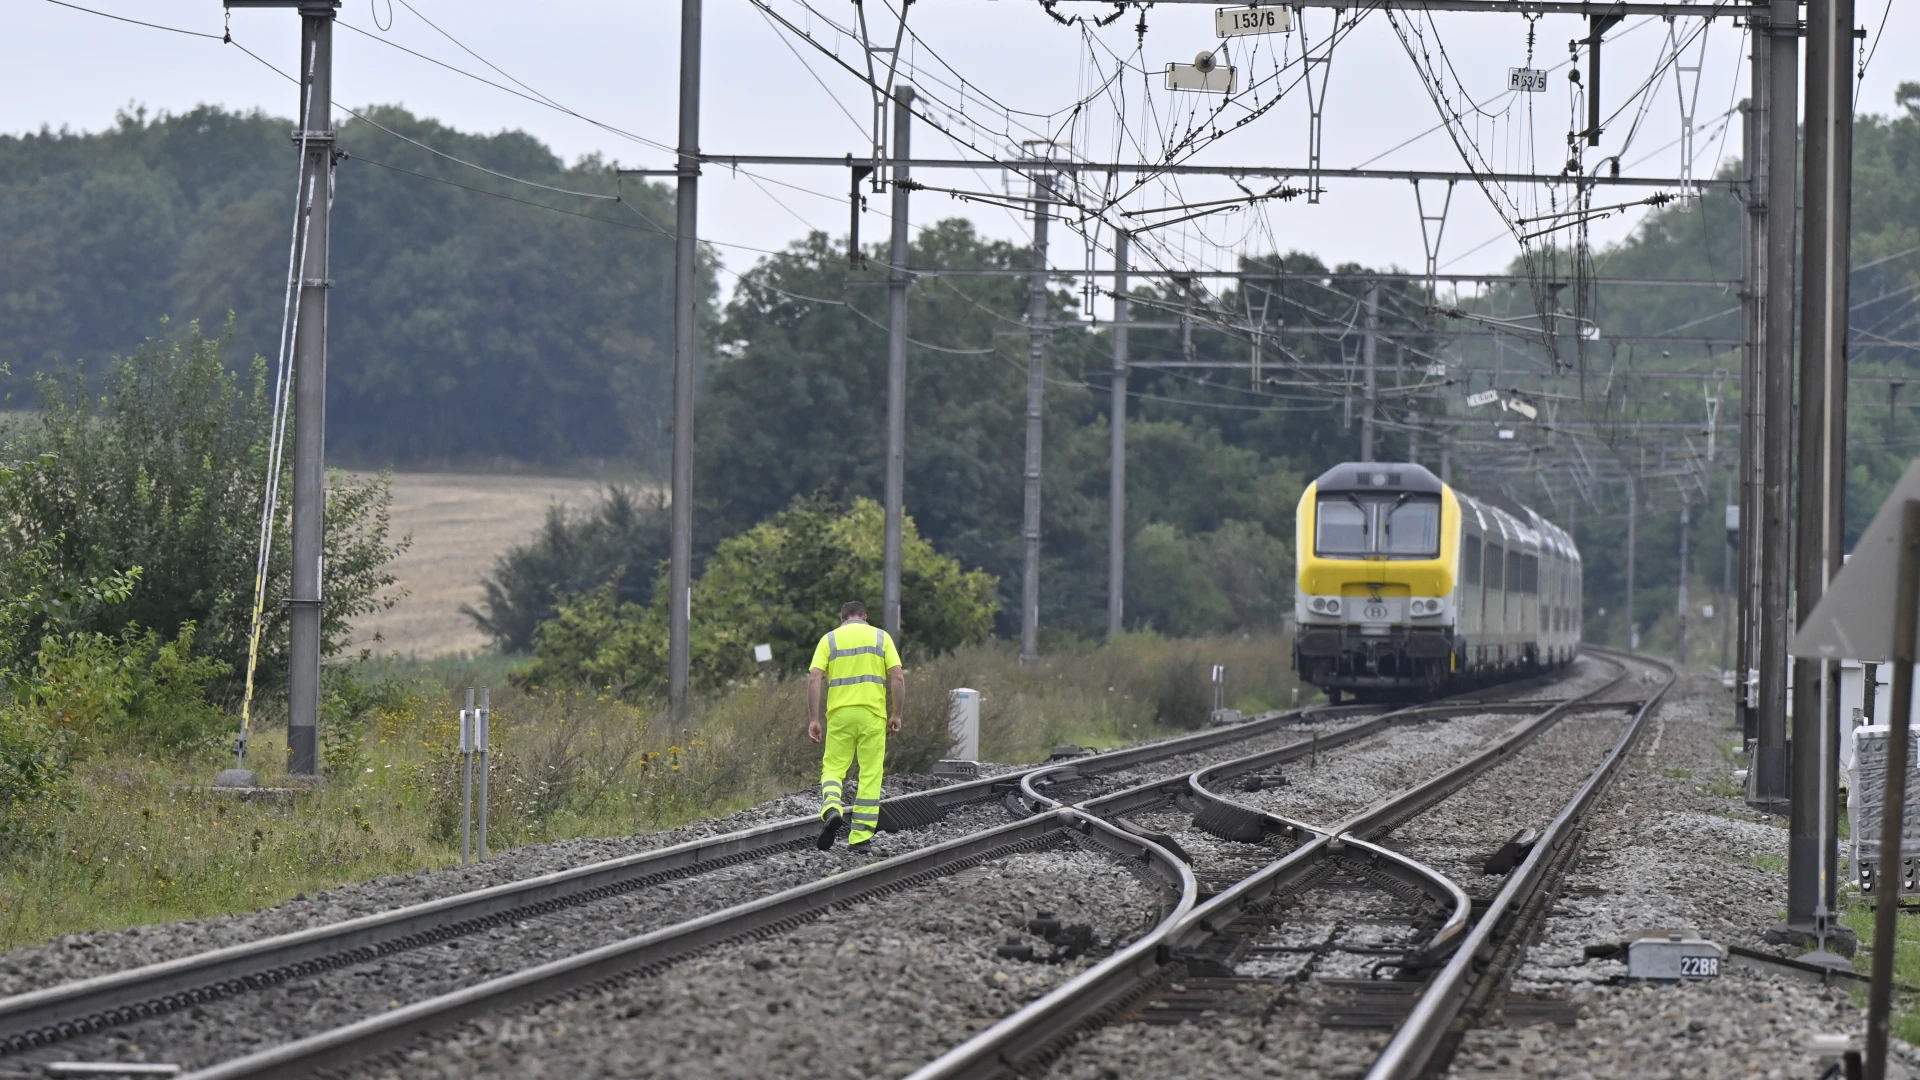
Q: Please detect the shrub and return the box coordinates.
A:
[0,320,406,694]
[29,623,231,754]
[526,493,998,692]
[465,486,670,654]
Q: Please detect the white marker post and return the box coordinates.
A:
[476,686,491,862]
[459,689,474,867]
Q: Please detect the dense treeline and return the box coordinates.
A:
[7,88,1920,663]
[1434,84,1920,660]
[0,105,694,466]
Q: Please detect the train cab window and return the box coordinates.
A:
[1381,498,1441,557]
[1463,534,1481,586]
[1315,498,1371,556]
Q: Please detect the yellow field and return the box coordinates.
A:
[348,472,612,657]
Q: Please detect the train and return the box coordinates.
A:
[1292,462,1582,702]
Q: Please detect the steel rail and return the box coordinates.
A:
[177,807,1195,1080]
[909,658,1625,1080]
[1363,646,1675,1080]
[0,705,1322,1054]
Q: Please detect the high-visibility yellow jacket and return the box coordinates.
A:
[809,620,901,719]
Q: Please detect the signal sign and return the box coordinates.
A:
[1217,5,1291,37]
[1509,67,1549,92]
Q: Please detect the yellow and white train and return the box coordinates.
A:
[1293,462,1582,702]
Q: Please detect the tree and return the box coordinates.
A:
[0,321,405,696]
[464,486,670,654]
[0,105,694,466]
[525,494,998,691]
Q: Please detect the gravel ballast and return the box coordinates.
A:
[10,716,1335,1072]
[1445,671,1920,1079]
[353,840,1169,1080]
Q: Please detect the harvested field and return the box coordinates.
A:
[348,471,620,657]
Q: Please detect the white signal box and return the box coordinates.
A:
[1217,5,1290,37]
[1166,52,1237,93]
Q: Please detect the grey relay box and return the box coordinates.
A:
[1626,931,1724,981]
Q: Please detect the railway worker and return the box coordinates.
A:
[807,601,905,851]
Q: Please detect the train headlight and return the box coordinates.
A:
[1323,598,1340,615]
[1410,599,1441,616]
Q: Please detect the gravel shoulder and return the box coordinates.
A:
[1447,672,1920,1079]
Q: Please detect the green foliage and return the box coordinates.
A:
[527,494,998,691]
[464,486,669,654]
[0,321,406,693]
[29,623,230,754]
[0,105,698,466]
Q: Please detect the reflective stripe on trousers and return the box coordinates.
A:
[818,708,887,844]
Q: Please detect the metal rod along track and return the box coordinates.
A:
[908,656,1634,1080]
[0,704,1340,1055]
[1364,646,1674,1080]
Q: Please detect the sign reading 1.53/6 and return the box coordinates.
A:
[1217,5,1292,37]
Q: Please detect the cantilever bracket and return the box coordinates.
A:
[1298,10,1339,203]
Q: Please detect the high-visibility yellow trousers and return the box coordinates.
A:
[819,707,886,844]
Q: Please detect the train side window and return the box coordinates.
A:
[1487,546,1505,590]
[1463,534,1481,586]
[1522,555,1538,594]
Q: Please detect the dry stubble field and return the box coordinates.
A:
[347,472,612,657]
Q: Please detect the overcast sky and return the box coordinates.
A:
[9,1,1914,307]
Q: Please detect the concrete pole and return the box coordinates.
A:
[286,8,335,779]
[1788,0,1854,938]
[1752,0,1799,811]
[1360,281,1379,462]
[668,0,702,712]
[1626,474,1638,652]
[1019,175,1052,663]
[1107,229,1129,640]
[1677,488,1690,666]
[883,87,914,643]
[1737,56,1767,744]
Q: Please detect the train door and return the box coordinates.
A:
[1461,527,1482,658]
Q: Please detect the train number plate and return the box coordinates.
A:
[1678,955,1719,978]
[1363,603,1389,621]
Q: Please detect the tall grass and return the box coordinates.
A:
[0,632,1300,947]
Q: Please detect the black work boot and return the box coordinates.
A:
[816,808,844,850]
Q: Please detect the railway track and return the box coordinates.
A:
[5,656,1649,1078]
[1,699,1393,1072]
[911,647,1672,1080]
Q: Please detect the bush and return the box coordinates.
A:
[465,486,669,654]
[29,623,231,754]
[0,320,406,695]
[526,493,999,692]
[1124,518,1293,636]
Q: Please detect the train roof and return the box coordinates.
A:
[1311,462,1444,495]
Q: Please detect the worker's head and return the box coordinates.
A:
[841,601,868,622]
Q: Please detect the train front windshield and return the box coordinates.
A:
[1315,495,1440,559]
[1315,499,1371,556]
[1381,499,1440,557]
